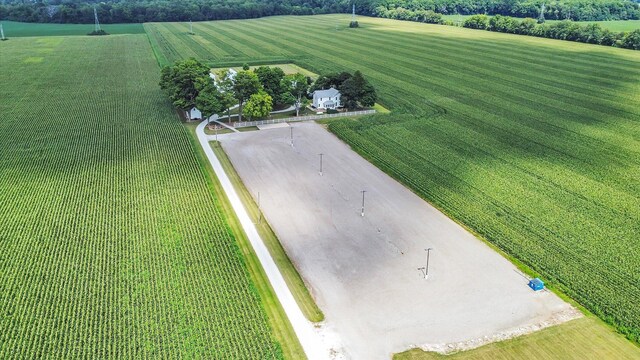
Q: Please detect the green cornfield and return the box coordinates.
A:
[145,14,640,342]
[0,35,282,358]
[0,21,145,37]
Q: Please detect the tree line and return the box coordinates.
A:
[370,0,640,22]
[159,59,377,123]
[3,0,638,24]
[464,14,640,49]
[370,6,639,50]
[0,0,352,24]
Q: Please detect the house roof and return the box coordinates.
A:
[313,87,340,99]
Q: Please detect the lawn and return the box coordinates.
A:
[0,20,144,37]
[144,14,640,348]
[212,63,318,78]
[441,15,640,31]
[395,317,640,360]
[0,34,291,358]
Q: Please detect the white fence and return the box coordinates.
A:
[232,109,376,128]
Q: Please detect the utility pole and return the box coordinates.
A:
[360,190,366,217]
[94,7,101,32]
[538,3,546,23]
[425,248,433,279]
[319,153,324,176]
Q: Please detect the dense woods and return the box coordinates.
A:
[0,0,351,23]
[1,0,638,24]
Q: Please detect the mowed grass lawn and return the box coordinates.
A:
[145,14,640,347]
[396,317,640,360]
[0,35,291,358]
[0,20,144,37]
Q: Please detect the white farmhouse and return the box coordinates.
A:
[211,68,238,88]
[312,87,341,110]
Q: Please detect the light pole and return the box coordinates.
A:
[319,153,324,176]
[360,190,366,217]
[290,126,294,147]
[425,248,433,279]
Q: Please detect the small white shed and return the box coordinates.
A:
[187,107,202,121]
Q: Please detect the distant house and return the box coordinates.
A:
[186,107,202,121]
[211,68,238,89]
[312,88,341,109]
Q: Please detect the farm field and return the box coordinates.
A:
[0,20,144,37]
[0,35,288,358]
[441,15,640,31]
[145,14,640,345]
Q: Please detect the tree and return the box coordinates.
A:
[255,66,287,105]
[489,15,519,33]
[194,76,226,123]
[282,73,309,116]
[232,70,261,121]
[159,58,210,114]
[463,15,490,30]
[310,72,352,92]
[242,91,273,120]
[519,18,537,35]
[213,69,237,121]
[621,29,640,50]
[340,71,377,110]
[581,23,604,44]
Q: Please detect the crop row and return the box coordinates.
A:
[0,35,282,358]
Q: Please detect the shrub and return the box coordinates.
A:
[463,15,490,30]
[87,29,109,36]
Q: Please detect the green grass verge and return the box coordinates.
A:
[181,121,308,359]
[209,140,325,323]
[0,20,144,37]
[395,317,640,360]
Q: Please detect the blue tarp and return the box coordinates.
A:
[529,278,544,291]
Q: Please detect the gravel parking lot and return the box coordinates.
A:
[219,122,578,359]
